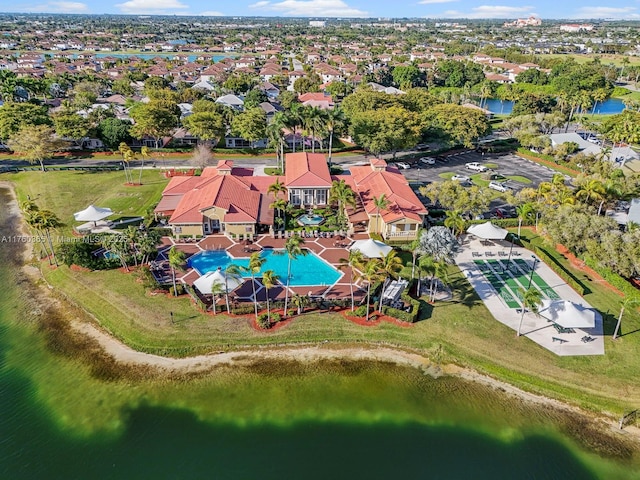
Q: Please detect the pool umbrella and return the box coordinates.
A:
[349,238,392,258]
[193,269,242,295]
[73,205,113,225]
[538,299,596,329]
[467,221,508,240]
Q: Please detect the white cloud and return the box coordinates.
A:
[418,0,457,4]
[198,10,224,16]
[249,0,368,17]
[571,6,639,19]
[15,1,89,12]
[436,5,536,19]
[115,0,189,14]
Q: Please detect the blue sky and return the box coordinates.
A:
[4,0,640,19]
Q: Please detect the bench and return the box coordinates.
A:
[552,337,568,344]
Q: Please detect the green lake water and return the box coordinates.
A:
[0,186,638,480]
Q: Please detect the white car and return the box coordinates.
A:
[465,162,488,172]
[396,162,410,170]
[488,181,510,193]
[420,157,436,165]
[451,174,471,183]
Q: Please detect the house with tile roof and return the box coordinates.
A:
[285,153,332,208]
[348,159,427,240]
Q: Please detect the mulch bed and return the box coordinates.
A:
[555,244,624,297]
[342,310,414,328]
[70,264,90,273]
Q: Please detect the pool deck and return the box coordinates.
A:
[161,233,367,304]
[455,235,604,357]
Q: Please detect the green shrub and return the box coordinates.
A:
[257,313,272,329]
[584,258,640,301]
[534,246,587,295]
[57,242,113,270]
[230,303,255,315]
[353,305,368,317]
[271,312,282,323]
[382,289,420,323]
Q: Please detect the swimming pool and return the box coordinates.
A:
[188,249,341,287]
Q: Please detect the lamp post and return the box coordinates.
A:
[527,255,538,289]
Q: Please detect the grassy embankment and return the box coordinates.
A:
[3,169,640,416]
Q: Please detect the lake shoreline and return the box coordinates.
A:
[2,180,639,451]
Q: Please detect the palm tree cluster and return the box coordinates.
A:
[21,200,63,266]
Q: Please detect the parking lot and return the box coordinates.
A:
[400,150,562,191]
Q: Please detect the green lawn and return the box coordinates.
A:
[4,171,640,416]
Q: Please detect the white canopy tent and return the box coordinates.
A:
[349,239,392,258]
[539,299,597,329]
[467,221,508,240]
[193,269,243,295]
[73,205,114,223]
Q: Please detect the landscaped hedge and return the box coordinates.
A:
[381,283,420,323]
[466,218,534,229]
[534,246,588,295]
[584,258,640,301]
[516,148,580,177]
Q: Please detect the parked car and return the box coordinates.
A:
[451,174,471,184]
[420,157,436,165]
[396,162,410,170]
[488,181,510,193]
[465,162,488,172]
[416,143,430,151]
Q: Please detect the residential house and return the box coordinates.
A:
[284,153,332,208]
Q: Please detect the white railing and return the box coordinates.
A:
[385,231,418,238]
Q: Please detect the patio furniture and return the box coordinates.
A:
[581,336,595,343]
[552,337,568,344]
[472,252,481,258]
[498,251,507,257]
[485,251,495,257]
[553,324,575,334]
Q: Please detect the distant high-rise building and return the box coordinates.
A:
[309,21,326,28]
[503,16,542,28]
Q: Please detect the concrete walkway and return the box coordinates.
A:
[455,235,604,356]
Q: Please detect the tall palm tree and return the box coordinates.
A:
[138,145,149,185]
[372,194,390,236]
[168,246,187,296]
[355,258,385,322]
[270,198,288,232]
[261,269,280,321]
[517,287,542,337]
[338,249,364,311]
[210,281,225,315]
[281,235,307,317]
[285,105,304,153]
[224,264,243,314]
[102,233,130,272]
[613,297,640,340]
[430,260,450,303]
[329,179,356,228]
[416,255,435,298]
[21,200,52,260]
[326,107,345,168]
[35,209,63,267]
[242,252,266,320]
[444,210,465,238]
[268,179,288,230]
[266,112,287,171]
[377,250,403,311]
[516,203,536,238]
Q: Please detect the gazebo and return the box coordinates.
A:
[349,238,392,258]
[73,205,114,233]
[539,299,597,329]
[467,221,508,240]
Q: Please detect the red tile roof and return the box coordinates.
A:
[349,163,427,224]
[284,153,332,188]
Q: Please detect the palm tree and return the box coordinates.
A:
[119,142,134,184]
[516,203,536,238]
[224,264,243,313]
[338,249,364,311]
[517,287,543,337]
[444,210,465,238]
[285,105,304,153]
[21,200,52,260]
[281,235,308,317]
[210,281,226,315]
[168,246,187,296]
[102,233,130,272]
[377,250,403,311]
[138,145,149,185]
[326,107,345,168]
[329,179,356,228]
[35,209,63,267]
[355,258,385,322]
[266,112,287,171]
[613,297,640,340]
[372,194,390,236]
[575,178,606,209]
[270,198,288,232]
[261,269,280,321]
[242,252,266,320]
[430,260,450,303]
[291,293,310,315]
[416,255,435,298]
